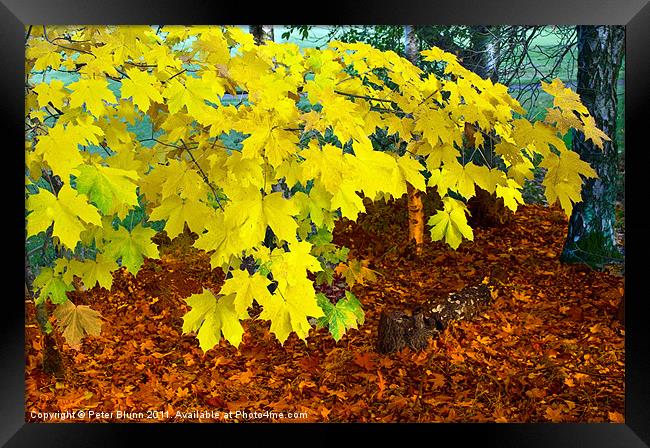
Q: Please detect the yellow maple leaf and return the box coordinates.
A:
[149,195,213,239]
[331,180,365,221]
[32,79,67,110]
[496,179,524,212]
[121,68,164,111]
[68,78,116,117]
[182,289,244,350]
[540,150,597,215]
[541,78,589,116]
[335,259,378,288]
[33,124,85,181]
[428,197,473,249]
[27,184,102,250]
[163,75,221,118]
[219,270,273,317]
[581,114,611,149]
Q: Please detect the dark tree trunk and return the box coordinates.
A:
[560,26,625,269]
[463,26,511,227]
[249,25,274,45]
[467,26,500,82]
[467,187,514,228]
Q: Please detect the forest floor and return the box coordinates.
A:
[25,198,625,423]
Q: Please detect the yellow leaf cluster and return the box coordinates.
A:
[24,26,605,348]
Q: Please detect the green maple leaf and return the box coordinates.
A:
[75,164,140,215]
[316,291,364,341]
[103,224,159,273]
[33,267,73,305]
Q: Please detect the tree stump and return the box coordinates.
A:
[377,311,434,354]
[376,284,492,354]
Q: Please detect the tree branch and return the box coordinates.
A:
[334,90,394,103]
[42,26,95,57]
[179,139,224,211]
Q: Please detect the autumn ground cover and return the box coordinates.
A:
[24,195,624,423]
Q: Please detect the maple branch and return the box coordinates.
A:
[105,74,123,83]
[42,169,62,194]
[26,244,43,259]
[417,91,437,106]
[42,26,95,57]
[41,225,54,259]
[115,68,130,79]
[370,106,411,118]
[335,76,355,86]
[334,90,394,103]
[124,61,158,68]
[51,35,92,44]
[165,69,187,83]
[179,139,224,211]
[99,142,113,156]
[47,102,63,116]
[138,137,196,151]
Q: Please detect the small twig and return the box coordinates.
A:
[42,25,95,57]
[165,69,187,83]
[124,61,158,68]
[334,90,394,103]
[115,67,130,79]
[179,139,224,211]
[99,142,113,156]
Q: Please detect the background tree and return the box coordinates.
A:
[559,25,625,323]
[560,25,625,269]
[465,26,500,82]
[249,25,274,45]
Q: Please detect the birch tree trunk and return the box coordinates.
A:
[403,25,425,253]
[560,26,625,269]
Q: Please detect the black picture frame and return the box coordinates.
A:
[4,0,648,445]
